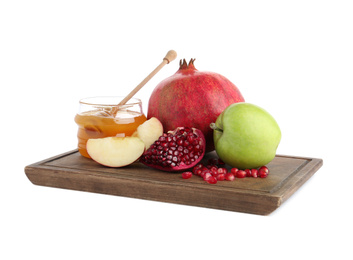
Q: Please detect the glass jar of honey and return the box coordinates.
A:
[74,96,147,158]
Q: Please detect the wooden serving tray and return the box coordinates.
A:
[25,150,322,215]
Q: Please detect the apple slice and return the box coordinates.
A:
[132,117,163,149]
[87,136,145,167]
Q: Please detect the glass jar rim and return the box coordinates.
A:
[79,96,142,107]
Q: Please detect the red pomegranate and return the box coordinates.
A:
[140,127,205,172]
[147,58,245,152]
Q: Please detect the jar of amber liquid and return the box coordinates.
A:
[74,96,147,158]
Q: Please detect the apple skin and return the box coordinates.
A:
[213,102,281,169]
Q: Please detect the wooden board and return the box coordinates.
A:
[24,150,323,215]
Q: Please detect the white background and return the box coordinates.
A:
[1,1,352,259]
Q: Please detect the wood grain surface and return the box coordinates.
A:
[25,150,323,215]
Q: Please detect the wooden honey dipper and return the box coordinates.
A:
[118,50,177,106]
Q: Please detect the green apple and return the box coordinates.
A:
[211,102,281,169]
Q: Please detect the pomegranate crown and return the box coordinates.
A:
[179,58,196,70]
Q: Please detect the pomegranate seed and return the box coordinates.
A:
[195,169,202,176]
[200,166,210,174]
[202,171,212,179]
[216,173,226,181]
[203,172,213,180]
[182,171,192,179]
[225,173,235,181]
[236,170,246,178]
[206,175,217,184]
[245,169,252,177]
[258,168,268,178]
[192,164,203,174]
[259,166,269,174]
[230,168,238,175]
[210,166,218,175]
[176,139,183,146]
[251,168,258,178]
[218,168,226,174]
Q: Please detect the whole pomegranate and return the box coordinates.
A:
[147,59,245,152]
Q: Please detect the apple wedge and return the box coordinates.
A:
[132,117,163,149]
[87,136,145,167]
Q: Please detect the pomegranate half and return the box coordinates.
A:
[140,127,205,172]
[147,59,245,152]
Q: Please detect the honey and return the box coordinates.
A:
[75,97,146,158]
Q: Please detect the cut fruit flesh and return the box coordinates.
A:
[132,117,163,149]
[87,136,145,167]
